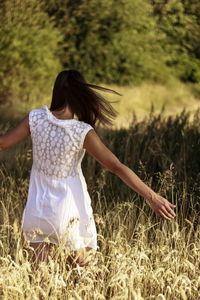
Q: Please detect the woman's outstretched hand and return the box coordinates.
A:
[84,130,177,221]
[147,193,176,220]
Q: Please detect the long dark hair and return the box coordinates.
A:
[50,70,121,127]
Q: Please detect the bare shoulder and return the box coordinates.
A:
[23,114,30,124]
[83,128,102,149]
[20,114,30,131]
[83,129,121,173]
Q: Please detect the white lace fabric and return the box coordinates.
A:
[29,105,93,180]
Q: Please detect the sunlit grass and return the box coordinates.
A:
[0,191,199,299]
[1,82,199,129]
[0,136,200,299]
[0,87,200,299]
[103,82,200,128]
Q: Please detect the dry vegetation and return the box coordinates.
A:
[0,86,200,299]
[0,184,199,299]
[104,82,200,128]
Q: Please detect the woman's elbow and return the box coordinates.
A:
[107,159,124,174]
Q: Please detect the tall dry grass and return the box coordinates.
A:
[0,189,199,299]
[0,107,200,299]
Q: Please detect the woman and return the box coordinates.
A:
[0,70,176,270]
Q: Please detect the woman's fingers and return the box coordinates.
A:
[148,194,176,220]
[164,199,176,217]
[158,210,171,220]
[152,196,176,220]
[166,204,176,217]
[161,205,175,219]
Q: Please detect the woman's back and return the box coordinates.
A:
[30,105,93,180]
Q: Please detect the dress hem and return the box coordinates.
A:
[26,237,98,251]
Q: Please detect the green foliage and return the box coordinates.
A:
[0,0,199,98]
[45,0,200,84]
[151,0,200,83]
[45,0,170,84]
[0,0,63,104]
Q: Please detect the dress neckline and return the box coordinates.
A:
[42,105,77,125]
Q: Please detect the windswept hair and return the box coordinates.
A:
[50,70,121,127]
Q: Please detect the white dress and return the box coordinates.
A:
[21,105,97,251]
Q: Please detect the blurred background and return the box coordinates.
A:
[0,0,200,216]
[0,0,199,126]
[0,3,200,298]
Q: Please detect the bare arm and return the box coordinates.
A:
[84,129,176,220]
[0,114,30,151]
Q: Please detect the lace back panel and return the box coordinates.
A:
[29,105,93,180]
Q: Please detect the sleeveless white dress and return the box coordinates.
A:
[21,105,97,251]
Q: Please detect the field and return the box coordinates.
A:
[0,83,200,299]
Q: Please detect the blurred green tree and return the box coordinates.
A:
[0,0,63,105]
[1,0,199,94]
[45,0,170,84]
[151,0,200,83]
